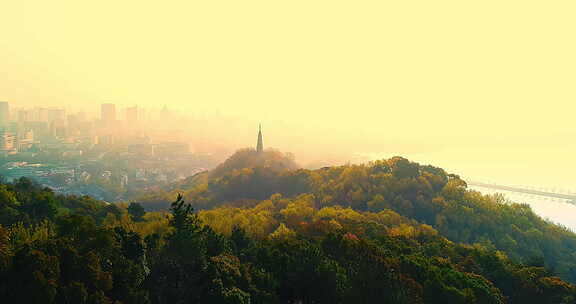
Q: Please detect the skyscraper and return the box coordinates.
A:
[37,107,49,122]
[101,103,116,122]
[0,131,15,150]
[256,124,263,153]
[159,105,173,121]
[17,110,32,123]
[126,106,138,123]
[47,108,65,123]
[0,102,9,128]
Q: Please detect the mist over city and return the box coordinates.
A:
[1,1,575,303]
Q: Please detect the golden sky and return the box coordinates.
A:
[0,1,574,188]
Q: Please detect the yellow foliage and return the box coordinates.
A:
[102,211,172,238]
[199,207,277,238]
[389,224,415,238]
[8,221,55,246]
[269,223,296,240]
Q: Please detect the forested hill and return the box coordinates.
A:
[1,150,576,303]
[138,149,576,283]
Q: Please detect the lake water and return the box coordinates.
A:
[470,185,576,232]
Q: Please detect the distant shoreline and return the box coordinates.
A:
[468,181,576,203]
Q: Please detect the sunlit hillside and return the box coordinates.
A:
[1,151,576,303]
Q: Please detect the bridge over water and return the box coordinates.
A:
[468,181,576,205]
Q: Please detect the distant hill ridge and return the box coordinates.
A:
[136,149,576,283]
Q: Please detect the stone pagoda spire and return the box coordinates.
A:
[256,124,263,153]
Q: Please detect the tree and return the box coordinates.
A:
[128,202,146,222]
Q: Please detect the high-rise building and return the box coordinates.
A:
[139,108,148,121]
[17,110,33,123]
[16,130,34,152]
[101,103,116,122]
[37,107,49,122]
[126,106,138,123]
[0,102,10,128]
[0,131,16,151]
[67,114,79,127]
[47,108,65,123]
[51,119,67,138]
[77,111,87,122]
[256,124,263,153]
[160,105,170,120]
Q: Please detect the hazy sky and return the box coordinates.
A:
[1,1,574,189]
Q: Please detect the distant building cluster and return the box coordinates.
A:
[0,101,190,158]
[0,101,220,200]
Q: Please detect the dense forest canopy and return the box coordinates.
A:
[1,149,575,303]
[138,150,576,283]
